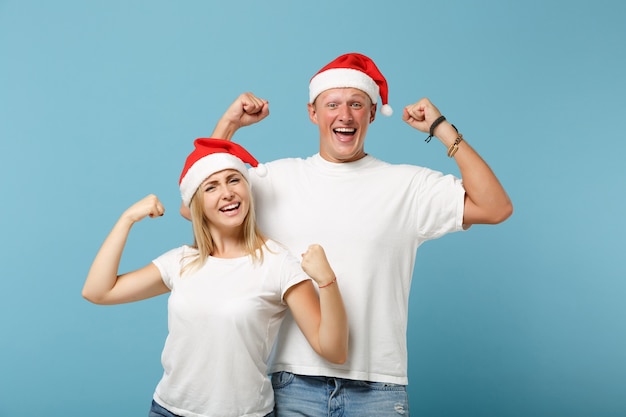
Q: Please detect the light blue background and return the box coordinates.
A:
[1,1,625,416]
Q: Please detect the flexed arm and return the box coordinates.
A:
[285,245,349,364]
[210,92,270,140]
[82,195,170,305]
[403,98,513,226]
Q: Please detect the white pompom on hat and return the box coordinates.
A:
[179,138,266,207]
[309,52,393,116]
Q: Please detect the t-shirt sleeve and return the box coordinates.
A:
[413,168,466,240]
[278,250,312,303]
[152,246,187,290]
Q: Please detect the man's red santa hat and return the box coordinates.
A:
[309,52,393,116]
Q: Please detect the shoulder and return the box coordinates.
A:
[153,245,196,265]
[362,156,437,179]
[262,239,292,257]
[252,157,308,173]
[249,158,312,190]
[261,240,303,269]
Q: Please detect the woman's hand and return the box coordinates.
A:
[301,244,335,287]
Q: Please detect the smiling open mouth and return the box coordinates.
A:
[220,203,240,212]
[334,127,356,135]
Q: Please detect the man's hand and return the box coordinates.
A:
[401,97,443,134]
[211,92,270,140]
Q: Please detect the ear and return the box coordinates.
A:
[307,103,318,125]
[370,103,377,123]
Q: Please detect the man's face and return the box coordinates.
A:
[308,87,377,163]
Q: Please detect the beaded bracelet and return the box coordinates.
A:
[318,277,337,289]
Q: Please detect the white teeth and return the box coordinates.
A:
[221,203,239,211]
[335,128,355,133]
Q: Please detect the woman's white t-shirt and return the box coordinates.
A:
[151,239,309,417]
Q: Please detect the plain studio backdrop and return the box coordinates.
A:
[1,1,624,416]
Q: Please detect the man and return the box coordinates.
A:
[189,53,512,416]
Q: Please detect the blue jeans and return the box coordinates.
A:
[149,399,275,417]
[271,372,409,417]
[149,400,182,417]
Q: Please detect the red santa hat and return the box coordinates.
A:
[179,138,266,207]
[309,52,393,116]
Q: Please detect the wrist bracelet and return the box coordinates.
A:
[425,115,446,143]
[425,116,458,143]
[447,133,464,157]
[425,115,462,157]
[318,277,337,289]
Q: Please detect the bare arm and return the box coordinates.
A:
[210,92,270,140]
[284,245,348,364]
[403,98,513,226]
[82,194,170,305]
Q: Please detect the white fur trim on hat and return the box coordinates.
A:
[180,153,249,207]
[309,68,380,105]
[254,164,267,177]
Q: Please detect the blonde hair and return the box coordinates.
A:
[181,176,267,275]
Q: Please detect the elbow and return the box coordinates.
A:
[334,354,348,365]
[484,198,514,225]
[325,351,348,365]
[180,204,192,221]
[487,201,513,224]
[82,290,98,304]
[82,288,105,305]
[495,200,514,224]
[320,339,349,364]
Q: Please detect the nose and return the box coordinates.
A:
[338,105,353,123]
[221,186,235,200]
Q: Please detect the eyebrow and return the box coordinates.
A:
[201,172,242,187]
[200,179,217,188]
[323,93,368,103]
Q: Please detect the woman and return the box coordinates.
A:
[82,138,348,417]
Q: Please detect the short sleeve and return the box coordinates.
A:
[413,169,465,240]
[152,246,193,289]
[277,249,311,303]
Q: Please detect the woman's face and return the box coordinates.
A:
[199,169,250,234]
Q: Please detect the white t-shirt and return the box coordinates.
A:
[151,240,309,417]
[250,154,465,385]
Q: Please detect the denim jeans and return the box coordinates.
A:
[271,371,409,417]
[149,400,182,417]
[149,399,275,417]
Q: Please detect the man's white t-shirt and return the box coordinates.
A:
[250,154,465,385]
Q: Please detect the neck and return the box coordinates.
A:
[209,227,247,258]
[319,152,368,163]
[211,239,247,258]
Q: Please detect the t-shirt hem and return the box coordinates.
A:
[268,364,408,385]
[153,393,273,417]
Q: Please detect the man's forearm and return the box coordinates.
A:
[210,118,238,141]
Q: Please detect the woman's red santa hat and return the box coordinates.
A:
[179,138,266,207]
[308,52,393,116]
